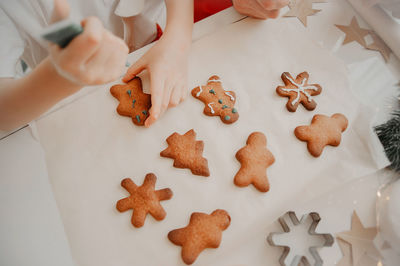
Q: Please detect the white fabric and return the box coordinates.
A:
[35,17,389,266]
[348,0,400,60]
[0,128,75,266]
[379,0,400,18]
[0,0,165,78]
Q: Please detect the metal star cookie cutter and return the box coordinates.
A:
[267,211,334,266]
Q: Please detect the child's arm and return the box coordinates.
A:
[123,0,194,127]
[0,60,80,131]
[0,16,128,131]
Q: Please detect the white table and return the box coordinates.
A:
[0,1,399,265]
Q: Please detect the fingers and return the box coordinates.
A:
[159,84,173,117]
[257,0,288,10]
[265,9,280,19]
[48,13,128,86]
[86,46,126,84]
[51,0,70,23]
[145,84,187,127]
[75,31,127,84]
[123,58,146,83]
[169,85,181,108]
[180,86,188,102]
[145,75,164,127]
[233,0,288,19]
[170,82,187,108]
[61,17,103,63]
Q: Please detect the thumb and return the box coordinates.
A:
[122,59,146,83]
[51,0,70,23]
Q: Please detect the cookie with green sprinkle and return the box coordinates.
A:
[110,77,151,126]
[191,75,239,124]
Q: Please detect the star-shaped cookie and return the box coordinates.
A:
[234,132,275,192]
[110,77,151,126]
[168,209,231,265]
[276,71,322,112]
[294,113,348,157]
[116,173,173,228]
[160,129,210,177]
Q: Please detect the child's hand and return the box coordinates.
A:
[123,36,189,127]
[233,0,289,19]
[49,16,129,86]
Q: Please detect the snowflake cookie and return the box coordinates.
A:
[276,71,322,112]
[191,75,239,124]
[116,173,173,228]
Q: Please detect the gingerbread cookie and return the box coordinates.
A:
[191,75,239,124]
[160,129,210,177]
[276,72,322,112]
[116,173,173,228]
[168,209,231,265]
[294,113,348,157]
[110,77,151,126]
[234,132,275,192]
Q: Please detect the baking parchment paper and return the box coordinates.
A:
[36,17,389,266]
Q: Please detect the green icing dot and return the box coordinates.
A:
[222,105,228,109]
[209,89,216,95]
[142,110,148,116]
[232,108,237,113]
[218,99,223,104]
[127,90,132,97]
[224,115,231,121]
[132,99,136,108]
[135,115,141,123]
[125,61,130,67]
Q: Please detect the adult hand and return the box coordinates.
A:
[232,0,289,19]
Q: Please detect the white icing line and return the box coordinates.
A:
[224,91,235,101]
[196,86,203,97]
[208,78,222,83]
[282,74,320,105]
[208,103,215,114]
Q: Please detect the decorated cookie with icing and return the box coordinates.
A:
[191,75,239,124]
[234,132,275,192]
[110,77,151,126]
[160,129,210,177]
[168,209,231,265]
[116,173,173,228]
[276,72,322,112]
[294,113,348,157]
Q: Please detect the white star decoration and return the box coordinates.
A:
[336,211,382,266]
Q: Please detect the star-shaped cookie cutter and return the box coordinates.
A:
[267,211,334,266]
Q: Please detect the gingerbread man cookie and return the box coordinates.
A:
[191,75,239,124]
[234,132,275,192]
[276,71,322,112]
[294,113,348,157]
[160,129,210,177]
[168,209,231,265]
[110,77,151,126]
[116,173,173,228]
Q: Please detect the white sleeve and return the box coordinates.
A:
[0,8,25,78]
